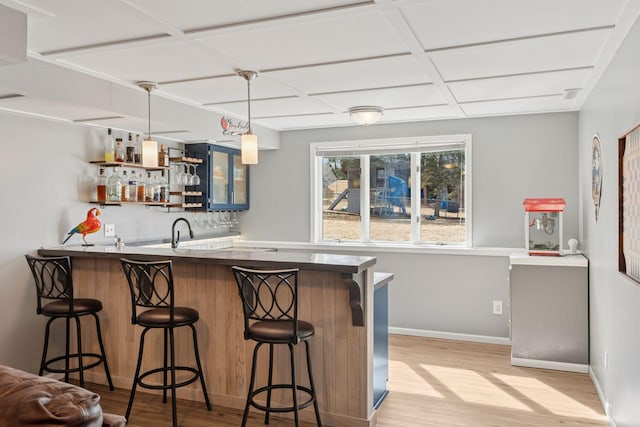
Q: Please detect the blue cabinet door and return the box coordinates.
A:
[187,143,249,211]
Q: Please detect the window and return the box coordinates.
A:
[311,135,471,246]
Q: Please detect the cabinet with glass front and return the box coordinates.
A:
[186,142,250,211]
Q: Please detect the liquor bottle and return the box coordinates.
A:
[160,170,169,203]
[96,168,107,202]
[104,128,115,162]
[134,134,142,164]
[128,170,138,202]
[107,168,122,202]
[145,172,154,202]
[115,138,125,162]
[153,175,161,202]
[125,133,135,163]
[137,172,145,202]
[158,144,169,167]
[121,170,130,202]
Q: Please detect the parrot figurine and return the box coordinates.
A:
[62,208,102,246]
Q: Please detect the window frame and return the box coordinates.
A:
[310,134,472,247]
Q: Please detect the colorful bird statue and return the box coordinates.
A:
[62,208,102,246]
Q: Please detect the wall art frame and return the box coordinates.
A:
[619,123,640,284]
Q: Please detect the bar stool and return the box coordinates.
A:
[24,254,114,390]
[120,259,211,427]
[232,266,322,427]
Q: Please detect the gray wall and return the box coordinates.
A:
[242,112,579,340]
[579,16,640,427]
[0,112,220,372]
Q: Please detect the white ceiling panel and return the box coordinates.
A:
[380,105,458,122]
[449,69,591,103]
[0,97,122,121]
[197,10,409,70]
[460,96,572,117]
[161,75,299,105]
[267,55,431,94]
[402,0,627,50]
[431,29,612,82]
[20,0,168,53]
[257,113,353,130]
[0,0,636,132]
[211,97,333,119]
[126,0,366,31]
[78,116,184,137]
[60,40,231,84]
[314,84,446,111]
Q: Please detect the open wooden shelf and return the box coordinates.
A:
[90,161,169,171]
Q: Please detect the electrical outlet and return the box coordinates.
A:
[104,224,115,237]
[492,300,503,315]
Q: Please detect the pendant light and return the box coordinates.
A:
[237,70,259,164]
[137,81,159,167]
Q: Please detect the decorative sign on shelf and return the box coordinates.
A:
[220,117,248,136]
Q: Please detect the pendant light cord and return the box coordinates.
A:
[246,78,252,134]
[147,87,151,139]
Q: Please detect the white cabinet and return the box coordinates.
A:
[509,252,588,372]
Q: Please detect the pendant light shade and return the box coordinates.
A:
[137,81,159,167]
[241,133,258,164]
[237,70,259,165]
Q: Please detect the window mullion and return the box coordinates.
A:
[411,153,420,243]
[361,155,370,242]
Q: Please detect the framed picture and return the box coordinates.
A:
[592,134,602,222]
[619,123,640,284]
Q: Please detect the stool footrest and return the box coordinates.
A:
[43,353,106,374]
[250,384,316,413]
[137,366,200,391]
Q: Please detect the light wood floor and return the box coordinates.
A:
[92,334,608,426]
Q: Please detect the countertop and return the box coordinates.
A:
[38,244,376,274]
[509,251,587,267]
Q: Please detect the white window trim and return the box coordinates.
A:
[310,135,472,247]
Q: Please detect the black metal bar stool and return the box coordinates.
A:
[24,254,114,390]
[232,266,322,427]
[120,258,211,427]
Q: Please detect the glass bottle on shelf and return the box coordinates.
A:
[160,170,169,203]
[158,144,169,167]
[104,128,115,162]
[134,134,142,164]
[126,133,135,163]
[115,138,125,162]
[128,170,138,202]
[107,168,122,202]
[145,172,154,202]
[121,170,130,202]
[153,175,161,202]
[96,168,107,202]
[137,172,145,202]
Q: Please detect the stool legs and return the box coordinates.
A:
[127,326,211,427]
[305,341,322,426]
[288,343,300,427]
[39,315,112,391]
[92,313,114,390]
[190,324,212,411]
[242,341,322,427]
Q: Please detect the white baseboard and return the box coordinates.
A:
[511,357,588,373]
[389,327,511,346]
[589,367,615,426]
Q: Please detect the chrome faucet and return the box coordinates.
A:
[171,217,194,248]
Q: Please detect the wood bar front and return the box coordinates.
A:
[39,246,378,427]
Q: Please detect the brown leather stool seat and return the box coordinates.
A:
[120,259,211,427]
[25,255,114,391]
[232,266,322,427]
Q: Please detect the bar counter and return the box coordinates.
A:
[39,244,380,427]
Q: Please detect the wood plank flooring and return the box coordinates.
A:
[91,334,608,426]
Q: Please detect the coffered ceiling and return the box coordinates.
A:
[0,0,638,142]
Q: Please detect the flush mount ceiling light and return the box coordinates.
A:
[237,69,259,165]
[349,106,384,126]
[137,81,159,167]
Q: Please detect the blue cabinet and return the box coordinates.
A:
[187,143,249,211]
